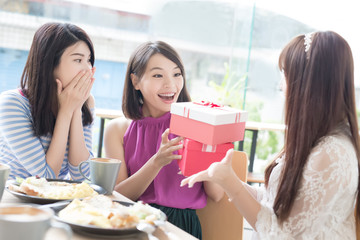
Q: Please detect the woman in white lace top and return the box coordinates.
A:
[181,31,360,239]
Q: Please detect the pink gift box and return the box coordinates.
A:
[178,138,234,177]
[170,101,247,145]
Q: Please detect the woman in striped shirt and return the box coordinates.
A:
[0,22,95,180]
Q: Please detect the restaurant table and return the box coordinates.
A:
[0,183,198,240]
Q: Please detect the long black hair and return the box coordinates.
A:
[122,41,191,119]
[21,22,94,136]
[265,31,360,221]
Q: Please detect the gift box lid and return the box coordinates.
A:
[183,138,234,152]
[170,101,247,125]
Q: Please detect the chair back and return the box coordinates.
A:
[196,151,248,240]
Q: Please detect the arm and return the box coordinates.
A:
[68,94,95,166]
[104,120,183,201]
[203,151,260,202]
[67,68,95,167]
[182,136,358,238]
[254,136,358,239]
[181,149,261,228]
[0,92,56,178]
[67,95,95,180]
[46,69,94,177]
[104,117,130,184]
[203,181,224,202]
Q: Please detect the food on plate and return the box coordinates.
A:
[58,194,163,228]
[8,176,97,199]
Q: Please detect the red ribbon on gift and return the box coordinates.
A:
[183,101,223,118]
[182,101,242,123]
[193,101,223,108]
[202,144,217,152]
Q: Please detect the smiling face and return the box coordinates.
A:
[132,53,184,118]
[53,41,92,88]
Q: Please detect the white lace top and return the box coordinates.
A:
[252,128,358,240]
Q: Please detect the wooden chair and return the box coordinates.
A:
[196,151,248,240]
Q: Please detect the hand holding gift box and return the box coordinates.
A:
[178,138,234,176]
[170,101,248,176]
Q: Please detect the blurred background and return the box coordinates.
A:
[0,0,359,173]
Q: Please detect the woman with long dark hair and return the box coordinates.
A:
[181,31,359,239]
[0,22,96,180]
[104,41,223,239]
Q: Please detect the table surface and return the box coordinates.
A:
[0,184,197,240]
[95,108,123,119]
[245,121,285,132]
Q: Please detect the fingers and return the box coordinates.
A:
[158,142,183,161]
[82,68,96,95]
[87,67,96,93]
[207,161,221,177]
[169,135,183,145]
[75,70,92,92]
[67,70,86,89]
[161,129,183,145]
[156,129,185,166]
[83,76,95,97]
[56,79,63,95]
[180,171,208,188]
[164,135,183,158]
[168,143,183,151]
[222,149,234,165]
[180,177,191,187]
[66,69,92,93]
[161,129,170,144]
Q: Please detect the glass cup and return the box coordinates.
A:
[79,158,121,195]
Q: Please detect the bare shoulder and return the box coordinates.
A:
[104,117,131,158]
[105,117,132,140]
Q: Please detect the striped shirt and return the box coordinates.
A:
[0,89,93,180]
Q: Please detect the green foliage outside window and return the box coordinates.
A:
[209,63,283,170]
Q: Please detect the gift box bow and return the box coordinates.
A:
[193,101,223,108]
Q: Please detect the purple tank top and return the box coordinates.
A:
[123,112,207,209]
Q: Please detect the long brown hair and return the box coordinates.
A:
[264,31,360,221]
[122,41,191,119]
[20,22,94,137]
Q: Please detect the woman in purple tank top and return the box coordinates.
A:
[104,41,224,239]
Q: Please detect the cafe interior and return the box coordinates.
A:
[0,0,359,239]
